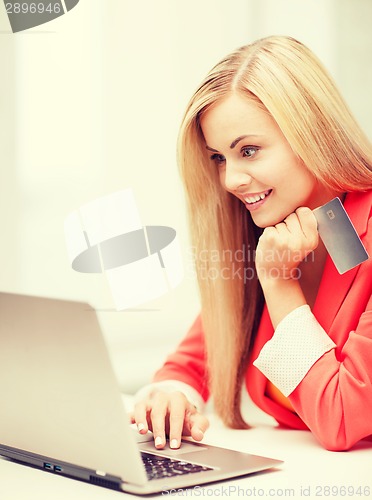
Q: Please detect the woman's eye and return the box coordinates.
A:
[241,146,259,158]
[210,153,226,166]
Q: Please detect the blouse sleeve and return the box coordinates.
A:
[254,294,372,451]
[253,305,336,396]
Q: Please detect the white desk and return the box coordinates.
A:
[1,396,371,500]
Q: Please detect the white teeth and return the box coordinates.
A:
[244,190,270,204]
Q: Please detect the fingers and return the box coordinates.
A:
[133,400,150,434]
[279,208,318,248]
[256,206,319,281]
[286,209,318,256]
[188,411,210,442]
[295,207,319,247]
[168,392,189,449]
[150,392,169,449]
[133,391,208,450]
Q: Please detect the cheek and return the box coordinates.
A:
[279,157,316,194]
[292,171,318,198]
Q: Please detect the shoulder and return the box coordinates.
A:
[345,189,372,210]
[344,190,372,239]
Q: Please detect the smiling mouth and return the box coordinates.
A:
[243,189,272,205]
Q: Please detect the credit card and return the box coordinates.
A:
[313,197,369,274]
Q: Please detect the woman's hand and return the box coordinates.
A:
[255,207,319,282]
[131,390,209,450]
[255,207,319,328]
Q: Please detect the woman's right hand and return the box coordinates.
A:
[132,390,209,450]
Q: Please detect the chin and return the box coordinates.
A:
[251,213,287,228]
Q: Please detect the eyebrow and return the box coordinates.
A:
[206,146,219,152]
[205,135,262,152]
[230,135,261,149]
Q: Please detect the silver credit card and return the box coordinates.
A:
[313,197,369,274]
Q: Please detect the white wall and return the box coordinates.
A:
[1,0,371,392]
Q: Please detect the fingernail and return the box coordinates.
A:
[170,439,178,449]
[137,423,145,433]
[195,427,204,438]
[155,436,163,447]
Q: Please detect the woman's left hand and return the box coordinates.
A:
[255,207,319,282]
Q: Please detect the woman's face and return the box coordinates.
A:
[200,93,334,228]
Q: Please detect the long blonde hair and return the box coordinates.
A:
[178,35,372,428]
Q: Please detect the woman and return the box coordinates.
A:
[133,35,372,451]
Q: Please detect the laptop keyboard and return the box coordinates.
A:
[141,452,213,481]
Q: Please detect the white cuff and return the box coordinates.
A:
[253,305,336,397]
[134,380,205,412]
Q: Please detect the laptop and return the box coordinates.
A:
[0,292,282,495]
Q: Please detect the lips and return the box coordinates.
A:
[243,189,272,205]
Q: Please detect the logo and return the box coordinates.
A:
[64,190,184,311]
[3,0,80,32]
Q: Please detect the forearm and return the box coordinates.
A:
[259,276,307,329]
[255,207,320,327]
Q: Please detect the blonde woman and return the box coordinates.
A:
[133,36,372,451]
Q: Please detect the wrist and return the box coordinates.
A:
[256,262,302,282]
[258,270,301,287]
[258,275,307,328]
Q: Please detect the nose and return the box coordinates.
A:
[223,162,253,193]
